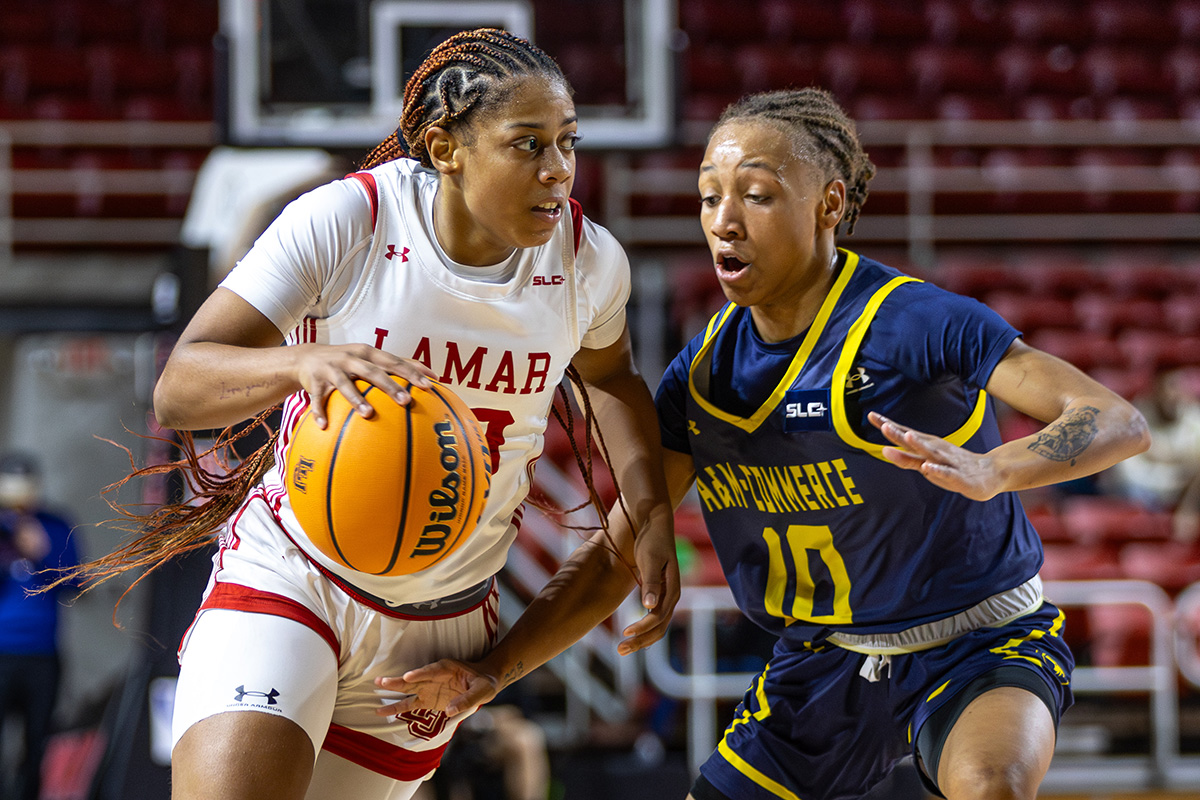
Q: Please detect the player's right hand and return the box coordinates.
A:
[293,343,436,428]
[374,659,499,718]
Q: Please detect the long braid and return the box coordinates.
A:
[362,28,566,170]
[715,88,876,235]
[39,406,280,605]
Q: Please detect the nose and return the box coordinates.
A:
[708,197,744,240]
[539,145,572,184]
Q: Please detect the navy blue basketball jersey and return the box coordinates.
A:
[656,250,1044,644]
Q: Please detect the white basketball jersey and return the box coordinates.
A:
[222,158,630,606]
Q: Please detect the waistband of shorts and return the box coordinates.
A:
[338,575,496,619]
[825,574,1044,655]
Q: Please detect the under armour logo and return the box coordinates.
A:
[845,366,875,395]
[687,420,700,435]
[397,708,447,740]
[385,244,410,261]
[234,685,280,705]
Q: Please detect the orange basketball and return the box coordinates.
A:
[284,377,491,576]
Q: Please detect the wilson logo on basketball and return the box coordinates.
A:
[284,377,491,576]
[291,457,315,493]
[413,422,463,558]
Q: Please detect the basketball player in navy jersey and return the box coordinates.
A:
[388,88,1150,800]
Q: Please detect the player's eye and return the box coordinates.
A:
[561,133,582,151]
[700,194,720,207]
[517,136,540,152]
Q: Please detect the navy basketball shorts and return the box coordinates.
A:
[696,602,1074,800]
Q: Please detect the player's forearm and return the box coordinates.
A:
[581,369,674,530]
[154,342,303,430]
[989,399,1150,494]
[474,533,637,693]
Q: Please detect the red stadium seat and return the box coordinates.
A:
[1087,366,1155,400]
[1040,543,1124,581]
[1062,496,1173,546]
[1120,541,1200,593]
[1026,504,1071,544]
[556,45,626,106]
[935,254,1030,297]
[1164,292,1200,334]
[734,45,820,94]
[1025,328,1126,371]
[54,0,140,45]
[997,44,1091,98]
[685,46,742,97]
[1086,603,1154,667]
[1081,47,1171,97]
[1073,293,1165,335]
[1173,0,1200,42]
[680,0,766,44]
[1089,1,1178,47]
[843,0,929,44]
[1018,255,1096,296]
[0,8,56,44]
[1164,47,1200,96]
[925,0,1011,45]
[910,46,1006,99]
[1101,96,1176,121]
[852,93,930,121]
[1005,1,1092,46]
[820,44,911,98]
[1015,94,1096,121]
[1103,260,1192,297]
[935,93,1012,121]
[761,0,849,43]
[983,292,1079,332]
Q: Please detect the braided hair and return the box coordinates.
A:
[714,88,876,235]
[362,28,567,170]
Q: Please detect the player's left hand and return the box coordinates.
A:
[375,659,497,719]
[619,510,681,655]
[869,412,1002,501]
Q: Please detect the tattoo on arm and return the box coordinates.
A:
[1027,406,1101,466]
[218,380,272,400]
[501,661,524,686]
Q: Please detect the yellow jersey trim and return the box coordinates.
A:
[688,250,861,434]
[717,666,799,800]
[830,276,989,461]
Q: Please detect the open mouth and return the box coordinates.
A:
[532,200,563,221]
[718,254,750,274]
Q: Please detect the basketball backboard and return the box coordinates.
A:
[219,0,675,149]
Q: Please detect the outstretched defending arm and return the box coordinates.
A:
[870,339,1150,500]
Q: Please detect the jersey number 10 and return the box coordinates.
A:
[762,524,854,624]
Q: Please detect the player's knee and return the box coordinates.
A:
[941,761,1039,800]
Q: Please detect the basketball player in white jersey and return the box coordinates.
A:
[77,29,679,800]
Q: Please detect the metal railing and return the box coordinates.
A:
[0,120,214,248]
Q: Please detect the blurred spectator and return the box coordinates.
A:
[0,453,80,800]
[1106,369,1200,539]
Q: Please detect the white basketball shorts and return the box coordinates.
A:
[173,490,500,797]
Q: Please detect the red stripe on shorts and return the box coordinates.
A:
[322,723,447,781]
[199,582,340,658]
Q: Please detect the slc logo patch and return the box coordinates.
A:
[783,389,831,432]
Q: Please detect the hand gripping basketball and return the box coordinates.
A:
[285,377,491,575]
